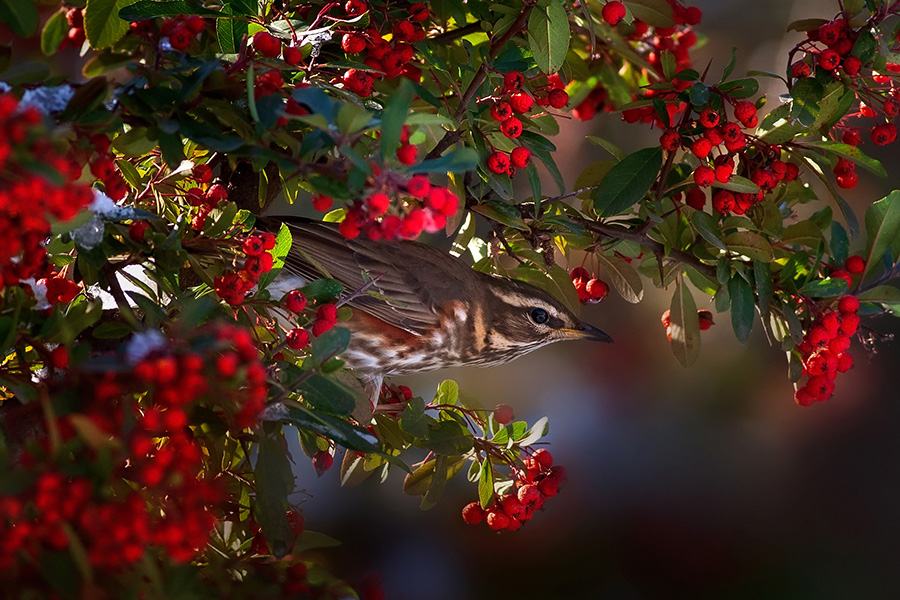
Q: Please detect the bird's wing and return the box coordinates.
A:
[274,218,468,336]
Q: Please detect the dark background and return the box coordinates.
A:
[288,1,900,598]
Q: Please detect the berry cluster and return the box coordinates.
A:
[159,14,207,52]
[284,295,340,351]
[790,14,900,173]
[0,323,268,575]
[58,7,86,50]
[88,135,129,201]
[213,231,276,305]
[461,449,565,532]
[332,173,459,240]
[0,94,92,288]
[485,71,567,176]
[660,308,714,340]
[793,294,859,406]
[575,1,702,120]
[569,267,610,304]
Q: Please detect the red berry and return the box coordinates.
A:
[537,477,559,497]
[487,151,511,174]
[129,220,150,242]
[794,386,815,407]
[510,146,532,168]
[817,49,840,71]
[693,165,715,187]
[342,33,367,54]
[493,404,514,424]
[345,0,367,15]
[691,138,712,159]
[490,101,512,121]
[517,484,541,507]
[501,116,523,138]
[285,290,307,313]
[503,71,525,92]
[168,26,192,52]
[838,295,859,314]
[601,1,626,26]
[283,46,303,65]
[253,31,282,58]
[871,123,897,146]
[845,255,865,275]
[509,92,534,113]
[396,143,418,165]
[685,187,706,210]
[312,450,334,476]
[461,502,484,525]
[698,109,719,128]
[842,56,862,76]
[192,163,212,183]
[586,278,609,301]
[49,346,69,369]
[312,194,333,212]
[836,352,853,372]
[839,312,860,335]
[185,15,205,34]
[547,88,569,109]
[830,269,853,287]
[791,61,812,78]
[697,309,714,330]
[500,494,527,520]
[286,328,310,350]
[485,507,510,530]
[659,128,680,152]
[532,449,553,468]
[733,101,757,126]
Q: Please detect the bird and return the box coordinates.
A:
[268,218,613,406]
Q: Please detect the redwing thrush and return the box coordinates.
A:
[270,219,612,402]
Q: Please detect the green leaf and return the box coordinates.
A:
[400,398,429,438]
[281,405,380,453]
[715,175,761,195]
[254,424,295,558]
[717,77,759,99]
[403,458,437,496]
[298,374,358,416]
[301,278,343,303]
[753,260,773,316]
[729,274,754,343]
[798,277,849,298]
[830,221,849,267]
[310,326,350,366]
[518,416,549,446]
[626,0,675,28]
[527,0,570,74]
[478,459,494,509]
[691,210,727,250]
[406,147,478,174]
[41,10,68,56]
[85,0,139,50]
[335,102,373,135]
[216,4,247,54]
[803,140,887,178]
[434,380,459,406]
[379,78,415,161]
[592,147,663,217]
[669,277,700,367]
[858,285,900,307]
[0,0,39,37]
[257,223,292,290]
[420,455,449,510]
[688,82,710,106]
[594,253,643,303]
[782,221,823,248]
[863,190,900,279]
[421,419,473,455]
[723,231,773,262]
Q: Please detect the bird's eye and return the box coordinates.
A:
[530,307,549,324]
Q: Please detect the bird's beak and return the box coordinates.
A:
[565,322,613,343]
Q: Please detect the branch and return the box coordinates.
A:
[574,217,719,281]
[426,4,535,160]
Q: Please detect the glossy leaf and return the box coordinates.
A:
[669,277,700,367]
[254,425,294,559]
[85,0,138,50]
[863,190,900,279]
[0,0,39,37]
[595,253,643,303]
[527,0,570,74]
[724,231,774,262]
[729,275,755,343]
[592,147,663,217]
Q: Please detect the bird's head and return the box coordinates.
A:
[480,277,613,359]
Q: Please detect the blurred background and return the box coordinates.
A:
[287,1,900,598]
